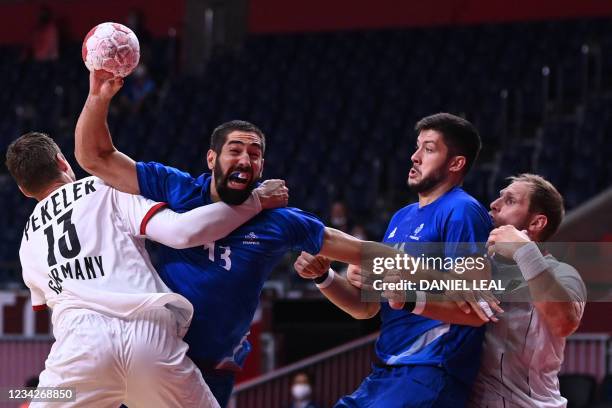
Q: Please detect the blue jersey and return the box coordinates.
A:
[136,162,325,367]
[376,186,493,385]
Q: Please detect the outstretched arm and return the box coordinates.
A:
[294,253,380,320]
[75,70,139,194]
[317,227,499,323]
[142,180,289,249]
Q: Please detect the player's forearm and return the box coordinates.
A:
[318,273,380,320]
[514,243,582,337]
[145,193,262,249]
[319,228,449,283]
[75,95,115,169]
[420,293,486,327]
[528,272,582,337]
[75,95,139,194]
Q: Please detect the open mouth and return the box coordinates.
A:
[227,171,250,188]
[409,168,419,178]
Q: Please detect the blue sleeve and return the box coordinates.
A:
[136,162,200,209]
[442,201,493,258]
[274,208,325,254]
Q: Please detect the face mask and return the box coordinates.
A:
[291,383,311,400]
[331,216,347,227]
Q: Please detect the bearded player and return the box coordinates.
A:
[6,132,289,407]
[74,71,453,406]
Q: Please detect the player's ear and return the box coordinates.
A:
[528,214,547,238]
[206,149,216,171]
[258,158,264,178]
[18,185,33,198]
[56,153,69,171]
[448,156,466,173]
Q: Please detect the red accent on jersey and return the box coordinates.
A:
[140,202,168,235]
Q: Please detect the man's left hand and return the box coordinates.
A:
[486,225,531,258]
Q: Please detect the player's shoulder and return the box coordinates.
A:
[389,202,419,222]
[443,187,489,217]
[137,161,203,183]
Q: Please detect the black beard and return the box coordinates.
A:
[408,166,447,194]
[214,160,257,205]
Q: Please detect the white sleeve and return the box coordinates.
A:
[113,189,168,237]
[144,192,262,249]
[20,246,46,310]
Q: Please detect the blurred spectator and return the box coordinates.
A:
[329,201,350,232]
[350,224,368,240]
[30,6,59,61]
[125,9,152,65]
[120,65,156,113]
[287,372,319,408]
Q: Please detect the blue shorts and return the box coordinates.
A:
[202,372,235,408]
[334,364,469,408]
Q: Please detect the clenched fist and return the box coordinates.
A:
[253,179,289,209]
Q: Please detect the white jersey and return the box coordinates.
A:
[19,176,193,336]
[469,255,587,408]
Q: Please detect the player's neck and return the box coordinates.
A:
[417,180,459,207]
[33,174,75,201]
[209,180,221,202]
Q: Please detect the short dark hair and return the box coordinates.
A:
[414,113,481,175]
[5,132,61,194]
[210,120,266,154]
[508,173,564,241]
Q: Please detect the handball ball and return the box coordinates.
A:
[82,22,140,77]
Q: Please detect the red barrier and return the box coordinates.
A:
[0,0,184,45]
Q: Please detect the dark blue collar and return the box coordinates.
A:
[196,173,213,205]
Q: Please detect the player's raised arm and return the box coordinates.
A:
[75,70,139,194]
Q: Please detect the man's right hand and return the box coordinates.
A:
[294,251,330,280]
[89,70,124,100]
[346,264,375,290]
[253,179,289,209]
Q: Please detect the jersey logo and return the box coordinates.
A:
[243,231,260,245]
[388,227,397,239]
[409,223,425,241]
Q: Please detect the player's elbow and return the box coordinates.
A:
[166,231,202,250]
[75,149,101,173]
[349,304,378,320]
[350,310,374,320]
[550,314,581,338]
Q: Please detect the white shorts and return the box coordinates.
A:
[31,307,219,408]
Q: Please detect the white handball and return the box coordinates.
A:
[82,22,140,77]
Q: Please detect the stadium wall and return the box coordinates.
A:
[248,0,612,33]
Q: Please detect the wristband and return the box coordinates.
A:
[412,291,427,315]
[315,269,335,289]
[513,242,548,281]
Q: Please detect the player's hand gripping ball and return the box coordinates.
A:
[82,22,140,77]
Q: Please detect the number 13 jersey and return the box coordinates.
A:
[18,176,193,335]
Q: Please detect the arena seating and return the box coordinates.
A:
[1,18,611,281]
